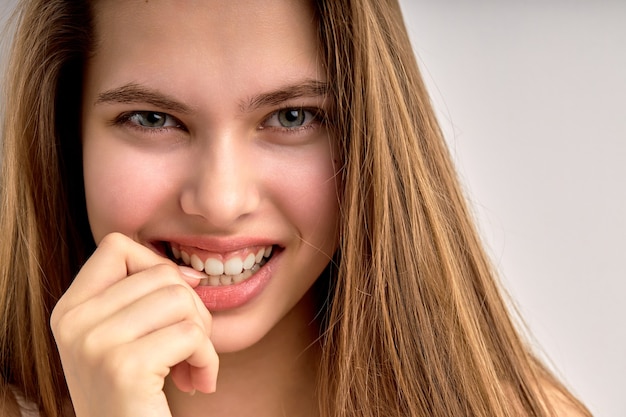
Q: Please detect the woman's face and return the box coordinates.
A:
[82,0,339,353]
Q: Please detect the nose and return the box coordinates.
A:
[179,130,260,228]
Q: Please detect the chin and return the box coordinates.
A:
[209,314,278,354]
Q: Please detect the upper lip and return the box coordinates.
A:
[150,235,282,256]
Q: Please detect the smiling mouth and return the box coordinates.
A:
[163,242,275,287]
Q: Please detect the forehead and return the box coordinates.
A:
[86,0,323,107]
[90,0,318,50]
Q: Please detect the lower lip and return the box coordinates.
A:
[192,250,279,312]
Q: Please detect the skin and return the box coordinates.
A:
[51,0,339,416]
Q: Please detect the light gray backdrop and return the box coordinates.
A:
[400,2,625,416]
[2,1,624,416]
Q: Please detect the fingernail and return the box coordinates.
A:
[178,266,206,289]
[178,265,205,281]
[188,389,196,396]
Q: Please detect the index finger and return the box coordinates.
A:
[59,232,181,307]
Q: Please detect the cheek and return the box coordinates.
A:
[269,146,340,250]
[82,139,179,242]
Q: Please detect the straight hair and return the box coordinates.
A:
[0,1,592,416]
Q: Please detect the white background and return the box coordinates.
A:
[2,1,624,416]
[399,1,625,416]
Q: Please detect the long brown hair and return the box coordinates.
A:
[0,1,591,416]
[315,1,590,416]
[0,1,92,416]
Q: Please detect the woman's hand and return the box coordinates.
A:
[50,232,219,417]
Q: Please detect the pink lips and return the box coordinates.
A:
[151,236,281,311]
[193,251,277,311]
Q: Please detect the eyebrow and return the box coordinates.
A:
[95,83,193,114]
[94,79,330,115]
[241,79,330,112]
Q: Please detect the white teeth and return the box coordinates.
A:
[205,257,224,276]
[190,254,204,272]
[169,244,274,286]
[233,269,252,284]
[243,253,255,270]
[224,257,243,275]
[181,250,190,265]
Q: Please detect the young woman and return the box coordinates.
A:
[0,0,592,416]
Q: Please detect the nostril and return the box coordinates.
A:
[178,163,262,228]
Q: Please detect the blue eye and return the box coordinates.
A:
[126,111,180,128]
[278,109,306,127]
[264,108,321,129]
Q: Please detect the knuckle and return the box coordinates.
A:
[166,283,194,308]
[52,308,105,366]
[49,302,64,332]
[154,283,200,325]
[80,328,106,363]
[99,231,126,249]
[50,313,70,345]
[177,320,205,341]
[50,306,80,345]
[96,232,130,260]
[151,262,179,278]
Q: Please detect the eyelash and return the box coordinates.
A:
[260,107,327,133]
[112,111,186,134]
[112,107,327,135]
